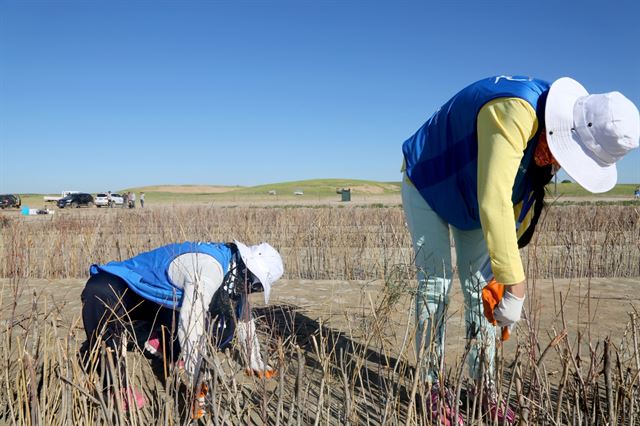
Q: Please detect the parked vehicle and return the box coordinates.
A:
[94,193,124,207]
[0,194,21,209]
[57,193,94,208]
[44,191,80,203]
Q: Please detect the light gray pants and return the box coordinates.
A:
[402,179,495,383]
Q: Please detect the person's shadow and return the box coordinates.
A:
[133,303,438,424]
[250,304,421,423]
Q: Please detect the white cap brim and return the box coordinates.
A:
[545,77,617,193]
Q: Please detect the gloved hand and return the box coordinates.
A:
[493,291,525,329]
[245,365,277,379]
[482,279,525,341]
[481,279,504,325]
[238,319,277,379]
[245,350,276,379]
[191,383,208,420]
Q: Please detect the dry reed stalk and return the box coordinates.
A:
[2,204,639,280]
[1,279,640,424]
[2,202,640,424]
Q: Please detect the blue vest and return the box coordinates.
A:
[402,76,550,230]
[90,242,233,309]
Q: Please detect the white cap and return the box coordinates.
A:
[545,77,640,193]
[234,241,284,303]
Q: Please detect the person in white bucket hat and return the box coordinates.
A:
[234,240,285,305]
[401,75,639,425]
[80,240,284,415]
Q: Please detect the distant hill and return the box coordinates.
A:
[16,179,638,208]
[127,180,638,199]
[229,179,400,196]
[125,179,401,198]
[544,182,639,197]
[131,184,242,194]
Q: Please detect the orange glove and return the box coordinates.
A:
[481,278,511,341]
[191,383,208,420]
[245,368,277,379]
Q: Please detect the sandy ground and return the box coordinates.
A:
[2,276,639,424]
[3,276,639,364]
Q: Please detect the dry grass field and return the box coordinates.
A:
[1,201,639,425]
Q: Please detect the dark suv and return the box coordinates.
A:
[57,193,94,208]
[0,194,21,209]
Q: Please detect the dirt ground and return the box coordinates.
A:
[2,275,640,424]
[3,276,639,365]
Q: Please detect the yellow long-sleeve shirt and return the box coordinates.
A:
[477,97,538,285]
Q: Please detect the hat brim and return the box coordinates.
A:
[545,77,617,193]
[234,240,273,303]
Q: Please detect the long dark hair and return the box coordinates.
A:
[517,163,554,248]
[516,89,554,248]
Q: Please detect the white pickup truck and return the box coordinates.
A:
[43,191,80,203]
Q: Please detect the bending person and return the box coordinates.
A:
[80,240,284,412]
[401,75,639,424]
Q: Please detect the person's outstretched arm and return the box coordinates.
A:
[236,316,274,377]
[170,253,223,385]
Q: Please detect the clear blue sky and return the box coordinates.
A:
[1,0,639,193]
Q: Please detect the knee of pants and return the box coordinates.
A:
[415,255,453,282]
[462,287,484,311]
[417,277,451,305]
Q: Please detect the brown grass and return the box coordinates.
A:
[1,203,639,424]
[1,204,638,280]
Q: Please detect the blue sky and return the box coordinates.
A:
[1,0,639,193]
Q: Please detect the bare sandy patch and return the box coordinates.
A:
[348,183,400,194]
[146,185,240,194]
[5,276,638,361]
[2,276,639,423]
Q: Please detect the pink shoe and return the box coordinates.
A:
[144,333,162,358]
[428,385,464,426]
[145,332,184,372]
[120,386,147,411]
[484,396,516,425]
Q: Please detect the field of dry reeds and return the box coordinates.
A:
[1,203,639,425]
[1,203,638,280]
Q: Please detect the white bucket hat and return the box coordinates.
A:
[234,241,284,303]
[545,77,640,193]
